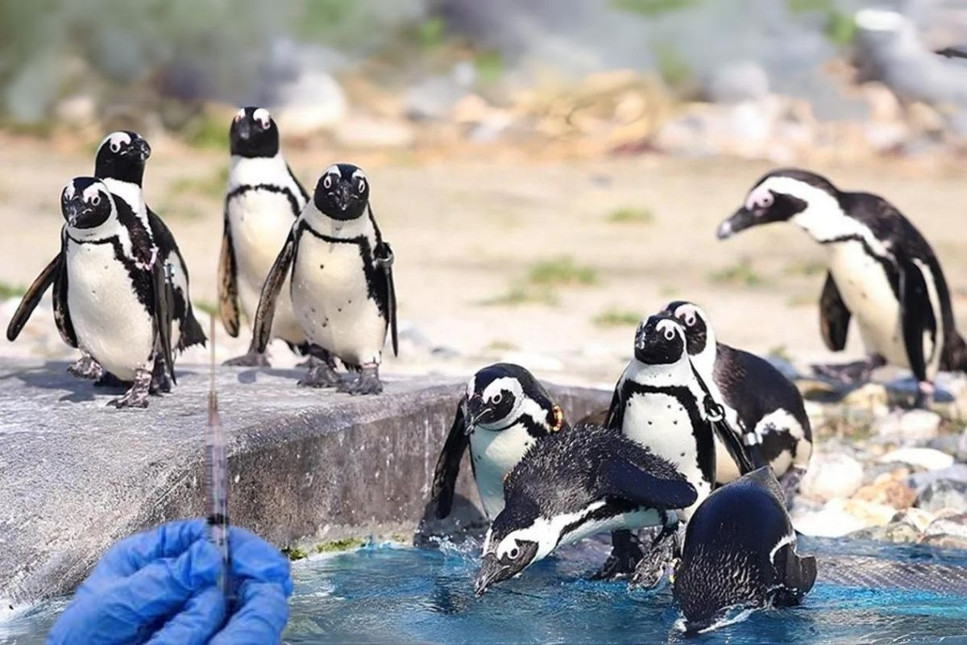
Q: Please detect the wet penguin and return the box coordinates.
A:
[253,163,397,394]
[474,422,697,595]
[662,300,813,495]
[54,177,174,408]
[718,168,967,405]
[673,467,816,634]
[430,363,567,521]
[218,107,309,366]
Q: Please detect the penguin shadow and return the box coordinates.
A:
[0,360,100,403]
[232,367,303,386]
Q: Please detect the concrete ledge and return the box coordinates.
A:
[0,359,610,604]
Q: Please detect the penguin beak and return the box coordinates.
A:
[62,201,81,227]
[135,138,151,162]
[465,395,484,433]
[716,207,756,240]
[236,118,252,141]
[474,554,510,596]
[334,184,354,212]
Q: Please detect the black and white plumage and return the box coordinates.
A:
[430,363,567,521]
[718,168,967,405]
[54,177,174,408]
[218,107,309,366]
[661,301,813,491]
[673,467,816,634]
[253,163,397,394]
[474,422,697,595]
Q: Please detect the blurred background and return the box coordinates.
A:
[3,0,967,388]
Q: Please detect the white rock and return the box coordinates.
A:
[799,453,864,502]
[273,71,349,136]
[875,409,942,443]
[791,499,868,537]
[333,117,415,149]
[707,61,770,105]
[880,447,955,471]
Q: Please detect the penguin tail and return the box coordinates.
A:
[179,305,208,350]
[941,329,967,374]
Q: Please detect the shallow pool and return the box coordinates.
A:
[4,538,967,644]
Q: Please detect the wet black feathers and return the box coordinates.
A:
[146,207,205,349]
[430,400,470,519]
[819,272,850,352]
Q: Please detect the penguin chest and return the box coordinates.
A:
[291,235,386,365]
[66,241,154,379]
[827,243,906,366]
[470,424,536,519]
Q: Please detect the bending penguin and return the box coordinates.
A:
[253,163,397,394]
[429,363,567,521]
[662,300,812,496]
[474,422,697,595]
[718,168,967,406]
[673,467,816,634]
[218,107,310,366]
[51,178,175,407]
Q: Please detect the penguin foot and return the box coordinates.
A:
[68,355,103,381]
[150,359,173,394]
[913,381,935,409]
[811,356,885,384]
[298,363,341,388]
[338,365,383,396]
[108,369,152,409]
[629,536,676,590]
[224,350,271,367]
[591,531,644,581]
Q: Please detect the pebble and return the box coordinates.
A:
[879,447,955,472]
[922,513,967,549]
[800,453,864,502]
[916,479,967,514]
[873,409,942,443]
[842,383,890,410]
[909,464,967,492]
[853,476,917,509]
[792,499,868,537]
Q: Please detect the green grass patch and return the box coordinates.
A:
[784,259,825,277]
[593,309,642,328]
[314,537,366,554]
[481,284,559,307]
[709,259,769,288]
[417,16,446,50]
[786,0,855,47]
[194,300,218,316]
[170,164,229,200]
[182,112,228,150]
[0,281,26,300]
[282,546,308,561]
[610,0,701,16]
[653,43,694,89]
[767,344,792,362]
[527,256,598,287]
[606,207,654,225]
[486,339,518,352]
[474,50,504,85]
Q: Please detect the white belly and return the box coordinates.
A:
[229,193,304,344]
[470,423,536,519]
[559,508,664,548]
[66,241,154,380]
[622,392,711,518]
[291,234,386,366]
[827,243,907,367]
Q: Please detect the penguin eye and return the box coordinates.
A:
[110,141,121,153]
[491,393,502,405]
[508,546,519,559]
[685,314,696,327]
[357,179,366,194]
[90,195,101,206]
[323,175,333,189]
[664,329,675,341]
[756,192,774,209]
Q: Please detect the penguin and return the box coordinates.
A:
[53,177,174,408]
[673,467,817,634]
[474,422,697,596]
[429,363,567,521]
[218,107,309,366]
[597,314,755,580]
[661,300,813,496]
[253,163,397,394]
[718,168,967,406]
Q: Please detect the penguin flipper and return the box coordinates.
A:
[52,232,77,348]
[711,417,757,475]
[597,453,697,510]
[218,208,241,338]
[368,206,398,357]
[603,382,624,430]
[897,253,937,383]
[429,400,470,519]
[150,253,176,386]
[253,228,296,353]
[819,272,851,352]
[147,207,206,349]
[6,254,60,341]
[770,540,817,606]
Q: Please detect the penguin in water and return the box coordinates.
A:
[718,169,967,406]
[661,300,813,496]
[598,314,755,581]
[52,178,174,408]
[474,422,697,595]
[429,363,567,521]
[253,164,397,394]
[673,467,816,634]
[218,107,310,366]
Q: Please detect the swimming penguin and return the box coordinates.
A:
[474,422,697,595]
[253,163,397,394]
[673,467,817,634]
[430,363,567,521]
[718,168,967,406]
[53,177,174,408]
[598,314,754,580]
[661,300,813,496]
[218,107,309,366]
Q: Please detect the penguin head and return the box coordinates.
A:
[634,315,687,365]
[61,177,114,229]
[463,363,561,436]
[475,500,545,595]
[230,107,280,158]
[717,169,839,240]
[662,301,713,357]
[94,131,151,185]
[313,164,370,221]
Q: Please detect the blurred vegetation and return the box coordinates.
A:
[609,0,702,17]
[593,308,641,327]
[786,0,856,47]
[527,256,598,287]
[606,206,654,225]
[709,258,770,288]
[481,284,560,307]
[0,281,27,299]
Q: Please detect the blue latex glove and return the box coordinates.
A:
[47,519,292,645]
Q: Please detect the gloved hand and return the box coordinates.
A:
[47,519,293,645]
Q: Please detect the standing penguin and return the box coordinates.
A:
[718,169,967,405]
[218,107,309,366]
[253,164,397,394]
[53,177,174,408]
[673,468,816,634]
[429,363,567,521]
[661,300,813,495]
[474,422,697,595]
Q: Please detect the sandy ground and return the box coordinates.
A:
[2,133,967,389]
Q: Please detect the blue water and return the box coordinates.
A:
[4,539,967,644]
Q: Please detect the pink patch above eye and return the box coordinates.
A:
[745,186,773,210]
